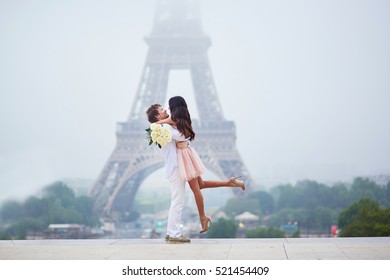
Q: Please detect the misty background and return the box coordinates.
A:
[1,0,389,204]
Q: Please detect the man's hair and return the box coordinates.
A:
[146,104,161,123]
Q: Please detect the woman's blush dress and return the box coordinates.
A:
[177,141,206,181]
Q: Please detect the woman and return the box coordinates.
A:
[157,96,245,233]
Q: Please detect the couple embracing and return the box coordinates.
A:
[146,96,245,243]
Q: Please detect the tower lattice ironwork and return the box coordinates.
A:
[91,0,255,220]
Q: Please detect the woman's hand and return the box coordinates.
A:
[156,116,175,125]
[176,141,188,149]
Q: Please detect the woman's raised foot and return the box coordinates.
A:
[229,176,246,190]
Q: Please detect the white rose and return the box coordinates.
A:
[160,140,167,147]
[151,130,158,142]
[150,123,158,130]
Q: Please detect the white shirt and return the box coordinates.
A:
[159,124,187,178]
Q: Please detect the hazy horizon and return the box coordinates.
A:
[1,0,390,203]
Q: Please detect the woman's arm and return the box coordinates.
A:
[156,116,175,125]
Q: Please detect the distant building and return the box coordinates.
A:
[45,224,103,239]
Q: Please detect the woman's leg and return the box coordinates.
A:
[197,176,246,190]
[188,177,206,220]
[188,177,211,233]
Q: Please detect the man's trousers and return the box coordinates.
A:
[166,167,186,238]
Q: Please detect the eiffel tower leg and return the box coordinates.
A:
[105,160,165,219]
[90,160,130,216]
[91,124,166,220]
[191,61,224,121]
[192,131,255,195]
[128,62,170,122]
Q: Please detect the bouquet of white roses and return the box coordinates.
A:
[145,123,172,148]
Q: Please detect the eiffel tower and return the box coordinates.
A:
[91,0,255,220]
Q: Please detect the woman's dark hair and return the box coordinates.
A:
[169,96,195,141]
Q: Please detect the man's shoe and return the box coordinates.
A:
[165,234,169,241]
[168,235,190,243]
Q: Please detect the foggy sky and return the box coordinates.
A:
[1,0,390,203]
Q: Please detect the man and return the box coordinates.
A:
[146,104,190,243]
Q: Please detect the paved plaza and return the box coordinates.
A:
[1,237,389,260]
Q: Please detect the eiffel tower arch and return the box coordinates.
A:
[91,0,255,221]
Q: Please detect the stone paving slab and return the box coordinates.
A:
[0,237,389,260]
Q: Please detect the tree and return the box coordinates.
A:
[207,218,237,238]
[43,181,76,208]
[266,208,295,228]
[224,197,261,218]
[385,182,390,207]
[0,200,23,222]
[248,191,275,214]
[350,177,385,206]
[329,183,350,209]
[5,218,46,239]
[0,181,101,239]
[23,197,45,218]
[271,184,304,210]
[296,180,325,209]
[313,206,336,231]
[246,226,285,238]
[338,198,390,237]
[74,196,100,226]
